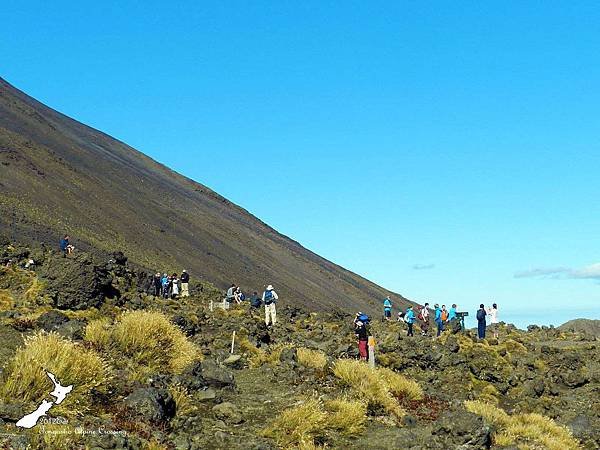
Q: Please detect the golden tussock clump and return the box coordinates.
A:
[0,331,111,417]
[262,398,327,448]
[324,398,367,437]
[465,400,582,450]
[297,348,328,372]
[332,359,423,419]
[85,310,199,379]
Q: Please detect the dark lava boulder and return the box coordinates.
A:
[124,387,175,423]
[38,253,115,310]
[36,310,69,331]
[432,408,493,448]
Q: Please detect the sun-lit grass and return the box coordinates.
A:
[84,310,199,379]
[0,289,14,311]
[465,400,582,450]
[297,348,328,372]
[169,383,197,417]
[246,342,293,368]
[0,331,111,417]
[262,399,327,448]
[332,359,421,419]
[324,398,367,437]
[24,277,46,302]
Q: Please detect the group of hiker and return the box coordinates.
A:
[354,298,501,360]
[225,283,279,327]
[151,271,190,298]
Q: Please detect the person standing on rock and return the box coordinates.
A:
[419,303,430,336]
[59,235,74,256]
[487,303,499,339]
[476,304,487,339]
[263,284,279,327]
[405,306,415,336]
[152,272,162,297]
[354,315,369,360]
[383,296,392,321]
[180,270,190,297]
[434,304,444,336]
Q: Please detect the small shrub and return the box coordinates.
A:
[262,399,327,448]
[465,400,582,450]
[0,332,111,417]
[169,383,196,416]
[297,348,327,372]
[84,310,199,379]
[324,398,367,437]
[332,359,408,419]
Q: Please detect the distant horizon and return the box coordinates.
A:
[2,2,598,327]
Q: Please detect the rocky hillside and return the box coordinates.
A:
[559,319,600,339]
[0,244,598,449]
[0,77,411,317]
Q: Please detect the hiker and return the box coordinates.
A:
[152,272,162,297]
[171,273,180,298]
[419,303,430,336]
[354,313,369,361]
[441,305,449,323]
[180,270,190,297]
[448,304,457,322]
[487,303,499,338]
[161,273,170,298]
[250,291,262,308]
[226,284,236,303]
[263,284,279,327]
[383,296,392,321]
[234,287,244,303]
[59,235,74,256]
[476,304,487,339]
[434,304,444,336]
[405,306,415,336]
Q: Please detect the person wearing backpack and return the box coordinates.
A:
[383,296,392,321]
[354,314,369,361]
[434,304,443,336]
[448,304,457,322]
[476,304,487,339]
[419,303,430,336]
[250,291,262,308]
[263,284,279,327]
[441,305,449,322]
[404,306,415,336]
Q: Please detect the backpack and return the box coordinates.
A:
[417,308,424,321]
[264,290,274,304]
[441,310,449,321]
[358,313,369,324]
[476,309,486,321]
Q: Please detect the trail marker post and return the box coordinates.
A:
[368,335,376,368]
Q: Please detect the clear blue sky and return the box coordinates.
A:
[2,1,599,327]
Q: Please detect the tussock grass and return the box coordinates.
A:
[332,359,422,419]
[0,289,14,311]
[29,424,83,450]
[324,398,367,437]
[0,331,110,417]
[262,399,327,448]
[465,400,582,450]
[246,342,293,368]
[297,348,328,372]
[24,277,45,302]
[85,310,199,379]
[169,383,197,416]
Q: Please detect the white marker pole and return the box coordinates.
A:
[230,331,236,354]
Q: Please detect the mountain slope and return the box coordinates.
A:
[0,77,411,315]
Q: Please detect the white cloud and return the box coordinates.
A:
[514,263,600,281]
[413,263,435,271]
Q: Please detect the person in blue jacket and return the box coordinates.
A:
[405,306,415,336]
[434,303,444,336]
[383,296,392,321]
[448,304,458,322]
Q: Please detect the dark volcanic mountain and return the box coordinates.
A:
[0,77,410,315]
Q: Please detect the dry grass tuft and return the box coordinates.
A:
[0,331,111,417]
[247,342,293,368]
[324,398,367,437]
[297,348,328,372]
[465,400,582,450]
[0,289,14,311]
[262,399,327,448]
[169,383,197,417]
[84,310,199,379]
[332,359,423,419]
